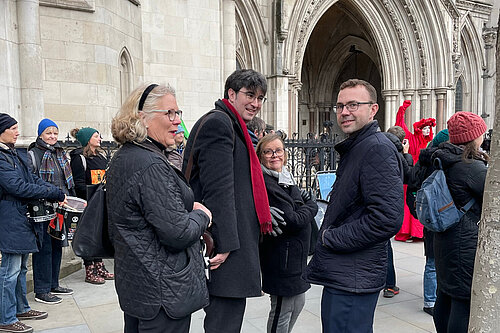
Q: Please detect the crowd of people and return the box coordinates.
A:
[0,69,489,333]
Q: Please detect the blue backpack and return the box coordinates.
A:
[415,158,475,232]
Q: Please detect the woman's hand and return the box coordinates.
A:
[209,252,230,270]
[58,194,68,207]
[194,202,212,227]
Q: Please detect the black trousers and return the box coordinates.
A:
[203,295,246,333]
[124,307,190,333]
[433,290,470,333]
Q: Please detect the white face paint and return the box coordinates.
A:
[422,126,430,137]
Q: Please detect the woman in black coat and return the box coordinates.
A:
[431,112,488,333]
[107,83,212,333]
[28,118,75,304]
[257,134,318,333]
[70,126,113,284]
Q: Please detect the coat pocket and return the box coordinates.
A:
[161,242,209,319]
[279,240,303,277]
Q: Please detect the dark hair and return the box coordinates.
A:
[224,69,267,99]
[247,116,266,135]
[387,126,405,142]
[339,79,377,102]
[462,140,489,163]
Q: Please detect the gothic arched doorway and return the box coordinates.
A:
[297,3,384,138]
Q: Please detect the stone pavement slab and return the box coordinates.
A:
[28,240,436,332]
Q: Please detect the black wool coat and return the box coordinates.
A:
[260,173,318,297]
[106,140,210,320]
[431,142,486,300]
[305,121,404,293]
[182,99,262,298]
[69,148,108,200]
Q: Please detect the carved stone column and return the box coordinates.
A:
[288,79,302,136]
[482,27,496,129]
[381,90,399,130]
[17,0,43,145]
[419,89,431,120]
[435,88,447,132]
[222,0,236,80]
[402,89,415,129]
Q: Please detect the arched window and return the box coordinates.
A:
[455,78,463,112]
[119,48,133,105]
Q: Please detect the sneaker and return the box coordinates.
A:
[383,286,400,298]
[50,286,73,295]
[34,293,62,305]
[423,307,434,316]
[0,321,33,333]
[16,310,48,320]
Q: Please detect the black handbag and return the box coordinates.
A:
[72,182,114,258]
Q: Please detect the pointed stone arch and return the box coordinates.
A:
[118,47,134,106]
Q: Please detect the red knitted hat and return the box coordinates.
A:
[447,112,487,144]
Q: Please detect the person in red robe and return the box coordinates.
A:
[394,100,436,241]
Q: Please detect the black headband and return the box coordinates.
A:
[138,84,158,111]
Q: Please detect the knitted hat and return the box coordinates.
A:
[431,129,449,147]
[38,118,58,136]
[447,112,487,144]
[0,113,17,135]
[175,125,184,134]
[75,127,98,147]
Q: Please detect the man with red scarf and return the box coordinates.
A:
[394,100,436,241]
[183,69,273,333]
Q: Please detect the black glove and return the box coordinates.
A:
[269,206,286,237]
[300,189,315,202]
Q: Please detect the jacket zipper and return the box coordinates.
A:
[284,242,289,269]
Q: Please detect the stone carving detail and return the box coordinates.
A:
[483,27,497,49]
[401,1,428,87]
[382,0,412,87]
[40,0,95,12]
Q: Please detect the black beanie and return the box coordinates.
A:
[0,113,18,135]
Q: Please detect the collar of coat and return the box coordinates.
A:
[335,121,380,156]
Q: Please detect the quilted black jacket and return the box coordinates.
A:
[106,140,210,320]
[305,121,404,293]
[432,142,486,300]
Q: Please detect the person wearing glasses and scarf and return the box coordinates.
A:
[257,134,318,333]
[27,119,75,305]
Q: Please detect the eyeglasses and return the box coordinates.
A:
[238,90,267,104]
[333,102,373,114]
[263,148,284,158]
[149,109,183,121]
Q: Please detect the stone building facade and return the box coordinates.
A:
[0,0,498,143]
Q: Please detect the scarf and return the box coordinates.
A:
[261,165,295,187]
[38,139,74,189]
[222,99,273,234]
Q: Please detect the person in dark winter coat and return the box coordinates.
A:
[304,80,404,333]
[406,129,449,316]
[27,119,75,305]
[69,127,113,284]
[182,69,274,333]
[257,134,318,333]
[431,112,488,333]
[106,83,212,333]
[0,113,66,333]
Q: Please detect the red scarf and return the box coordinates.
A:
[222,99,273,234]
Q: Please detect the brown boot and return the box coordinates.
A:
[85,264,105,284]
[95,262,114,280]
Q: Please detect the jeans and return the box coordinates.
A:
[267,293,305,333]
[423,257,437,308]
[321,287,379,333]
[385,241,396,288]
[0,253,31,325]
[32,221,62,294]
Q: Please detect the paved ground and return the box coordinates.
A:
[27,239,436,332]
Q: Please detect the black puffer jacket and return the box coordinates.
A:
[106,140,210,320]
[305,121,404,293]
[382,132,413,182]
[260,173,318,297]
[431,142,486,300]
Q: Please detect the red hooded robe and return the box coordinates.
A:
[394,100,436,240]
